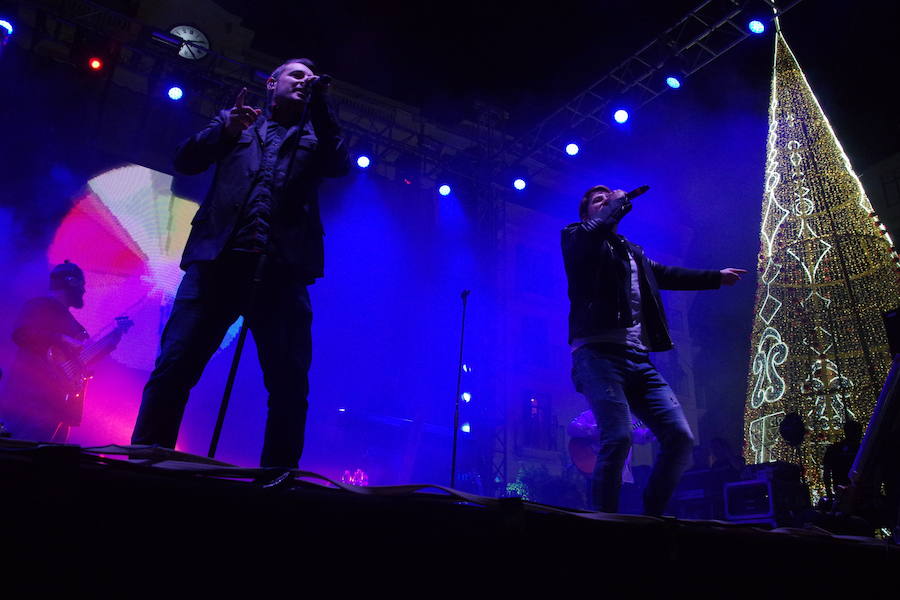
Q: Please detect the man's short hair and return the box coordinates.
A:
[579,184,611,220]
[265,57,317,110]
[49,260,84,290]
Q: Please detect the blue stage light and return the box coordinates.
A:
[167,86,184,101]
[613,109,629,124]
[748,20,765,34]
[565,143,579,156]
[0,19,13,35]
[461,422,471,433]
[462,363,472,373]
[513,178,526,191]
[666,76,681,89]
[356,155,371,168]
[461,392,472,403]
[438,184,451,196]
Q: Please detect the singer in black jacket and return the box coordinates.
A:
[131,58,350,468]
[561,184,745,514]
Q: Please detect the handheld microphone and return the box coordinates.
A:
[611,186,648,222]
[624,185,650,201]
[313,74,333,88]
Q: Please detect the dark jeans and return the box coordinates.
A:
[131,252,312,468]
[572,343,694,515]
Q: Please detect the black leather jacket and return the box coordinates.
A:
[561,199,721,351]
[174,100,350,283]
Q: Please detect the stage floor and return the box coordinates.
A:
[1,438,896,594]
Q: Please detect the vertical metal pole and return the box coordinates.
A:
[208,254,267,459]
[450,289,470,488]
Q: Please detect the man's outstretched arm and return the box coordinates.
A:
[650,260,746,291]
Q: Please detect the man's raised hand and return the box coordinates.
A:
[224,88,262,137]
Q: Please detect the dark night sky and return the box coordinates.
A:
[220,0,900,170]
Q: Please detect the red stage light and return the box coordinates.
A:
[88,57,103,70]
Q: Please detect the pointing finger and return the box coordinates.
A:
[235,87,246,108]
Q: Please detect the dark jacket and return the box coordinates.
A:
[174,102,350,282]
[561,201,721,351]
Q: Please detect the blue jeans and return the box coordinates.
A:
[132,252,312,468]
[572,343,694,515]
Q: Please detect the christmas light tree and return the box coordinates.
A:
[743,27,900,500]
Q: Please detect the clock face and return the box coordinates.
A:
[169,25,210,60]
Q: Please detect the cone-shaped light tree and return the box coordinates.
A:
[744,27,900,499]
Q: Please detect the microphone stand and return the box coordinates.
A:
[208,97,312,460]
[207,255,268,459]
[450,289,471,488]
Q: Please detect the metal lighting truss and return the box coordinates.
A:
[11,0,806,192]
[9,0,500,190]
[501,0,805,180]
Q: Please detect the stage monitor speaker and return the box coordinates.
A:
[724,479,773,520]
[724,476,810,526]
[671,468,731,519]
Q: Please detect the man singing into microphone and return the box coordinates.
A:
[561,185,744,515]
[131,58,350,467]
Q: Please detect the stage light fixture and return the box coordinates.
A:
[356,155,371,168]
[167,86,184,101]
[88,57,104,71]
[513,178,526,190]
[461,422,471,433]
[565,143,580,156]
[462,363,472,373]
[438,184,451,196]
[666,76,682,89]
[748,20,765,34]
[461,392,472,403]
[613,109,629,124]
[0,19,10,53]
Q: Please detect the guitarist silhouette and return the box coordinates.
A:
[0,261,131,442]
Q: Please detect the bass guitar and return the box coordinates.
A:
[46,315,133,426]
